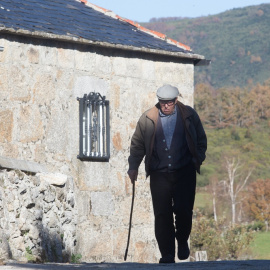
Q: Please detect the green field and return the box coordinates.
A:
[194,193,270,260]
[194,192,213,211]
[250,232,270,259]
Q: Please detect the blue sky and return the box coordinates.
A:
[89,0,270,22]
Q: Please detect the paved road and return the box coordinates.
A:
[1,260,270,270]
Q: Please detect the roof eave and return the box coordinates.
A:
[0,27,205,61]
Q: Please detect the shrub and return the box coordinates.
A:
[71,254,82,264]
[191,213,254,260]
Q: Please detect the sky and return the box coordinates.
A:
[89,0,270,22]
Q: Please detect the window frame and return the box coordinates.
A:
[77,92,110,161]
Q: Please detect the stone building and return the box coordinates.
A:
[0,0,208,263]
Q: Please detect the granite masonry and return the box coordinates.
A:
[0,32,195,263]
[0,169,77,262]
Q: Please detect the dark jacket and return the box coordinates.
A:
[128,101,207,177]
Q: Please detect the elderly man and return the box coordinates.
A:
[127,84,207,263]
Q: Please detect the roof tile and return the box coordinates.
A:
[0,0,201,57]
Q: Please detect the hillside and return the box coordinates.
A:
[193,79,270,187]
[143,4,270,89]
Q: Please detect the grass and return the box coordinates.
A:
[25,247,36,262]
[250,232,270,259]
[71,254,82,264]
[194,192,213,212]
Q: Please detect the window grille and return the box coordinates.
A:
[77,92,110,161]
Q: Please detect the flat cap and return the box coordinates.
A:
[156,84,179,100]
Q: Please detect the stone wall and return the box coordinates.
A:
[0,34,195,263]
[0,169,77,263]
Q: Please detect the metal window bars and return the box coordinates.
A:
[77,92,110,161]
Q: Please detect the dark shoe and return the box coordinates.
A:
[159,254,175,264]
[178,242,190,260]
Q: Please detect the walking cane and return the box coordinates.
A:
[124,180,135,261]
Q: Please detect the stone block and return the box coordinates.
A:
[0,66,9,100]
[75,50,96,72]
[0,156,47,174]
[0,231,10,260]
[66,193,75,208]
[90,191,114,216]
[112,57,127,76]
[23,192,35,209]
[79,163,110,191]
[1,144,19,159]
[10,43,27,64]
[61,211,73,225]
[9,236,25,252]
[40,47,57,66]
[57,47,75,69]
[28,225,40,240]
[38,178,49,193]
[111,83,121,109]
[37,173,68,186]
[75,192,90,223]
[112,132,123,151]
[42,203,53,214]
[9,65,32,102]
[45,211,58,228]
[55,70,74,95]
[4,187,15,203]
[13,199,21,212]
[32,209,43,221]
[27,47,40,64]
[8,212,16,223]
[32,73,56,106]
[79,227,113,259]
[18,184,27,195]
[95,54,112,75]
[141,59,156,80]
[73,76,109,99]
[108,171,125,196]
[43,189,56,204]
[0,110,13,143]
[0,43,6,63]
[45,108,70,154]
[18,105,44,143]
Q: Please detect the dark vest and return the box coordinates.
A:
[149,107,192,173]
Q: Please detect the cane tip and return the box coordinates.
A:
[124,249,128,261]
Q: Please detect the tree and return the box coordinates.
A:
[222,157,253,225]
[246,179,270,231]
[249,83,270,121]
[194,83,215,125]
[209,175,223,222]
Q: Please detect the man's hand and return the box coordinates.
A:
[127,169,138,184]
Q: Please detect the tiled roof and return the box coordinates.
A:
[0,0,204,60]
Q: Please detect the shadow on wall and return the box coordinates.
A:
[1,227,73,263]
[0,169,78,263]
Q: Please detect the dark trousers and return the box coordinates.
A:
[150,162,196,257]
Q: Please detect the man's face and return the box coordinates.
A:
[159,98,177,115]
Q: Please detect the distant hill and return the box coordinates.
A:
[143,4,270,89]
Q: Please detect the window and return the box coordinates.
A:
[77,92,110,161]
